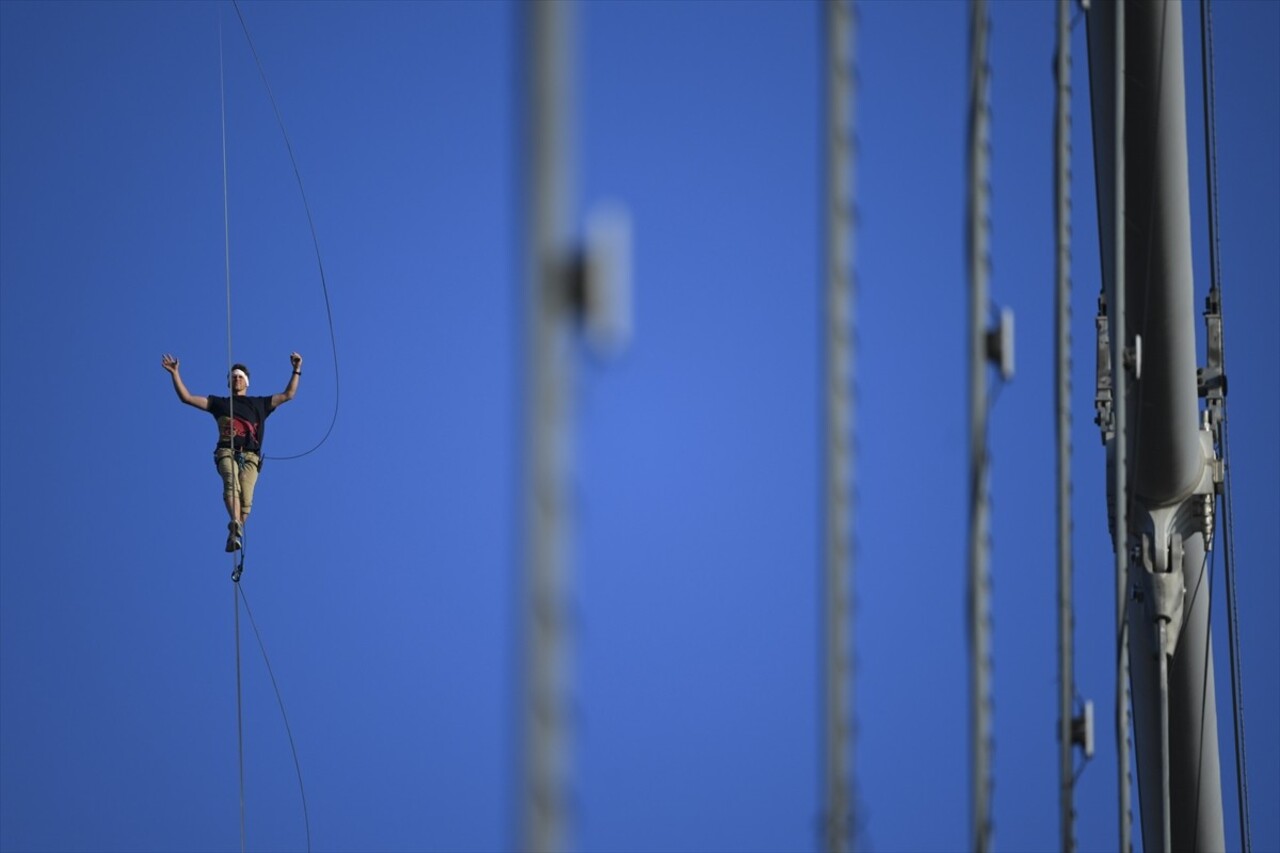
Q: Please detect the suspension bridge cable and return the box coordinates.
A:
[1111,4,1133,849]
[229,0,339,461]
[1053,1,1077,849]
[821,2,857,850]
[1198,2,1251,846]
[1188,547,1214,849]
[1118,6,1235,849]
[1217,418,1249,849]
[966,2,995,849]
[1199,0,1225,300]
[219,12,248,851]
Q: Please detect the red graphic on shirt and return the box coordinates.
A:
[220,416,259,446]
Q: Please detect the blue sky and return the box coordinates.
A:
[1,2,1276,852]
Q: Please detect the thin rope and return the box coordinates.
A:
[1199,0,1225,300]
[217,8,315,850]
[1191,546,1215,848]
[238,584,313,853]
[1218,415,1250,849]
[220,14,247,852]
[1198,3,1250,844]
[219,6,236,457]
[230,0,340,461]
[234,584,247,853]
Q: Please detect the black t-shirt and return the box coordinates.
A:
[207,395,277,452]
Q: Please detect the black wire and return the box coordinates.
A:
[238,580,314,853]
[234,580,247,853]
[1199,1,1250,846]
[219,8,316,850]
[1200,0,1225,300]
[1186,547,1215,849]
[1218,418,1251,849]
[230,0,340,462]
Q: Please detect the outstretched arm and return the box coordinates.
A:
[270,352,302,408]
[161,354,209,410]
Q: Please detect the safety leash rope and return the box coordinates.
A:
[219,9,248,851]
[239,584,313,853]
[219,6,312,851]
[230,0,340,462]
[233,584,247,853]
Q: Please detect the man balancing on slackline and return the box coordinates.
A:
[161,352,302,553]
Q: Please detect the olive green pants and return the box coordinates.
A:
[214,449,261,513]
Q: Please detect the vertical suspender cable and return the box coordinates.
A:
[523,2,574,851]
[1158,619,1172,852]
[822,2,857,850]
[966,2,994,851]
[1197,1,1250,848]
[1054,1,1077,850]
[218,11,247,853]
[1216,359,1249,853]
[1112,3,1133,851]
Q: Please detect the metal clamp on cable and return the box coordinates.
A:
[1094,294,1114,442]
[1136,531,1187,659]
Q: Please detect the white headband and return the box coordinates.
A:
[231,368,250,388]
